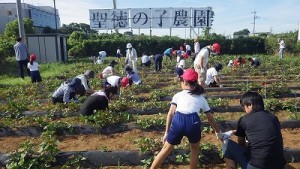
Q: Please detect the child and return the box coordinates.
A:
[176,55,185,78]
[205,63,223,87]
[248,57,260,67]
[27,54,42,92]
[116,47,122,61]
[80,84,118,116]
[141,53,151,67]
[233,56,246,67]
[99,60,118,79]
[150,69,222,169]
[125,65,142,85]
[52,78,85,104]
[96,51,107,64]
[75,70,95,95]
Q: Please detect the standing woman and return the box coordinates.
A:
[125,43,138,73]
[27,54,43,93]
[150,69,222,169]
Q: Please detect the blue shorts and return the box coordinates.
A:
[167,112,201,145]
[176,67,184,77]
[30,70,42,83]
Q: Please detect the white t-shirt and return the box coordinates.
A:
[27,62,39,71]
[194,46,210,68]
[177,59,185,68]
[141,55,150,63]
[76,74,89,90]
[279,40,285,49]
[102,66,113,76]
[185,44,191,51]
[205,67,218,85]
[171,90,210,114]
[194,42,200,53]
[99,51,106,57]
[106,75,121,87]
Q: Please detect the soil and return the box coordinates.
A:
[1,128,299,153]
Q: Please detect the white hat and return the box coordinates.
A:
[126,43,132,48]
[229,60,233,64]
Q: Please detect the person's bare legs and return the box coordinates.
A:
[224,158,237,169]
[150,142,174,169]
[189,142,200,169]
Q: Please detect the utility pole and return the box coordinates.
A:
[252,11,259,35]
[270,27,273,34]
[53,0,58,32]
[16,0,26,42]
[113,0,119,34]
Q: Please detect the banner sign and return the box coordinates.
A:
[90,7,212,30]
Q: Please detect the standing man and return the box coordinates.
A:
[278,39,285,60]
[154,54,163,72]
[14,37,30,79]
[125,43,138,73]
[223,91,286,169]
[193,43,221,87]
[193,38,200,61]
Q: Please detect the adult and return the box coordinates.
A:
[141,53,151,67]
[125,65,142,85]
[163,47,174,61]
[248,57,260,67]
[194,38,200,55]
[154,54,163,72]
[223,91,286,169]
[233,56,246,67]
[150,69,222,169]
[52,78,85,104]
[14,37,30,79]
[193,43,221,87]
[75,70,95,95]
[205,63,223,87]
[278,39,285,60]
[125,43,138,73]
[80,85,118,116]
[99,60,118,79]
[184,42,192,56]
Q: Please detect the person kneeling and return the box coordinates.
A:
[80,85,118,116]
[205,63,223,87]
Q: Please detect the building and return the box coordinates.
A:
[0,3,60,33]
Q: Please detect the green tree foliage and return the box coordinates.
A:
[68,31,89,47]
[3,18,35,38]
[233,29,250,36]
[59,23,97,35]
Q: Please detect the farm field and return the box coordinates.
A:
[0,55,300,168]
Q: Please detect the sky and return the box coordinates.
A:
[4,0,300,38]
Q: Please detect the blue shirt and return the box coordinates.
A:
[14,42,28,61]
[164,48,172,55]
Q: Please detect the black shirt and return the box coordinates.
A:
[80,95,108,116]
[236,110,285,169]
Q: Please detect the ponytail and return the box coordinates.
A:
[187,80,205,95]
[30,61,33,65]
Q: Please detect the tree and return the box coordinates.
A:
[233,29,250,36]
[4,18,35,38]
[59,23,97,35]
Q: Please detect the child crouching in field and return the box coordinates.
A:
[27,54,43,93]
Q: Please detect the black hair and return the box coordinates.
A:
[30,61,33,65]
[16,37,22,42]
[214,63,223,72]
[240,91,264,112]
[247,58,253,62]
[104,86,118,99]
[182,79,205,95]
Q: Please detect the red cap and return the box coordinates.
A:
[29,54,36,61]
[212,43,221,54]
[121,77,130,87]
[98,73,104,79]
[180,68,198,81]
